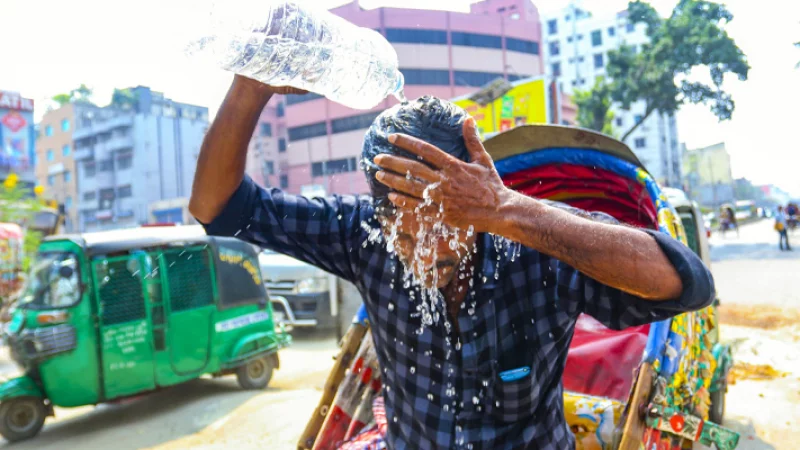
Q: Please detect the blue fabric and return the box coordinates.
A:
[201,175,714,450]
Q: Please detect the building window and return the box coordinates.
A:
[285,92,323,106]
[451,32,502,49]
[288,122,327,141]
[84,162,96,178]
[591,30,603,46]
[547,19,558,35]
[47,175,55,186]
[276,102,285,117]
[117,185,132,198]
[505,38,539,55]
[608,26,616,37]
[593,53,604,68]
[626,22,635,33]
[263,161,275,175]
[331,112,381,134]
[83,191,96,201]
[548,41,560,56]
[278,138,287,153]
[635,138,646,148]
[616,118,623,127]
[65,196,72,210]
[47,150,54,161]
[64,171,71,183]
[280,174,289,189]
[454,71,505,87]
[45,125,53,137]
[117,154,133,170]
[62,144,71,157]
[401,69,450,86]
[61,119,70,132]
[552,62,562,77]
[312,158,358,177]
[99,159,113,172]
[634,114,643,124]
[260,123,272,137]
[385,28,448,45]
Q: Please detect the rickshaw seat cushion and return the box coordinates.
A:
[563,314,649,401]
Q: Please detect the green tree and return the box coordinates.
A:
[51,84,94,107]
[574,78,616,137]
[577,0,749,141]
[0,175,43,272]
[111,88,137,110]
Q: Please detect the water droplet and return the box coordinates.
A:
[338,214,343,220]
[496,400,501,407]
[410,366,416,374]
[427,393,434,401]
[388,303,395,311]
[472,396,480,405]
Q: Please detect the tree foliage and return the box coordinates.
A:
[575,0,749,141]
[574,78,616,137]
[51,84,94,107]
[0,175,43,272]
[111,88,137,110]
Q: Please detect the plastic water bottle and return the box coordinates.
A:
[188,0,406,110]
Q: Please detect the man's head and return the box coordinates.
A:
[361,96,475,288]
[778,206,784,212]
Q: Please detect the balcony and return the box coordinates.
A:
[102,135,134,153]
[73,147,94,161]
[73,115,134,141]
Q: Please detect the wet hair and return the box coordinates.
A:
[361,96,470,217]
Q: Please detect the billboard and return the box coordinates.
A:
[452,77,549,136]
[0,91,35,178]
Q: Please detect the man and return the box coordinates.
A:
[776,206,791,251]
[190,76,714,449]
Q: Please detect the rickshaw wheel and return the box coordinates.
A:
[709,383,726,424]
[236,356,274,390]
[0,397,46,442]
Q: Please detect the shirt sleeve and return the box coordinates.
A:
[198,175,371,283]
[555,229,716,330]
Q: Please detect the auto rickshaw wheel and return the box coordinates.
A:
[0,397,46,442]
[709,383,727,424]
[236,356,274,390]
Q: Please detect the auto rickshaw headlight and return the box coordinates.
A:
[36,311,70,325]
[295,277,328,294]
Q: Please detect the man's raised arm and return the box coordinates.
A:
[189,75,304,224]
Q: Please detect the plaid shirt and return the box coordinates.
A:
[203,176,714,450]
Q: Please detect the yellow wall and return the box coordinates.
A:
[683,143,733,185]
[453,79,548,136]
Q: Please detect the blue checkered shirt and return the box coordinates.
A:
[202,176,714,450]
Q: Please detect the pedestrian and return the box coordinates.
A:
[776,206,792,251]
[189,76,715,450]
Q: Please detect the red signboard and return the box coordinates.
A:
[1,111,27,133]
[0,91,34,112]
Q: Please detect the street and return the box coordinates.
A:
[2,220,799,449]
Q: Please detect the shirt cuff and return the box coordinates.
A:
[197,175,258,237]
[642,229,716,312]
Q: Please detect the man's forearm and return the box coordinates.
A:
[189,76,273,224]
[494,190,683,301]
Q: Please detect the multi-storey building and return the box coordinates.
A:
[541,2,682,186]
[73,86,208,231]
[246,0,551,195]
[0,91,36,188]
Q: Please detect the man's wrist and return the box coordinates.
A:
[491,188,537,238]
[231,75,275,107]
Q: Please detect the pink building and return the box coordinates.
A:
[247,0,554,195]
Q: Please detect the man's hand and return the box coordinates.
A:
[372,117,512,233]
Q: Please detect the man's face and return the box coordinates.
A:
[379,210,477,289]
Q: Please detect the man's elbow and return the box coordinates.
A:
[188,195,215,225]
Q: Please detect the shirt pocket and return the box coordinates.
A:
[489,370,541,423]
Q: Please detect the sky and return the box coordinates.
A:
[2,0,798,195]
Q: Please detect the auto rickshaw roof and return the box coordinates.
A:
[483,124,648,172]
[44,225,214,256]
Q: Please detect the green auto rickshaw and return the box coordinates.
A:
[0,225,291,442]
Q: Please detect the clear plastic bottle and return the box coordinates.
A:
[188,0,406,110]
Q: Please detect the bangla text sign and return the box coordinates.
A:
[453,78,547,136]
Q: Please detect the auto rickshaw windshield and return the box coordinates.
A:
[19,252,81,309]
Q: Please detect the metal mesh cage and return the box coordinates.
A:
[164,249,214,312]
[95,258,146,325]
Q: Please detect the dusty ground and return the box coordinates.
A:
[3,220,798,449]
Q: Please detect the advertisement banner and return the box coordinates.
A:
[453,78,548,136]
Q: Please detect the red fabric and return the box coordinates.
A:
[563,315,650,401]
[501,164,658,229]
